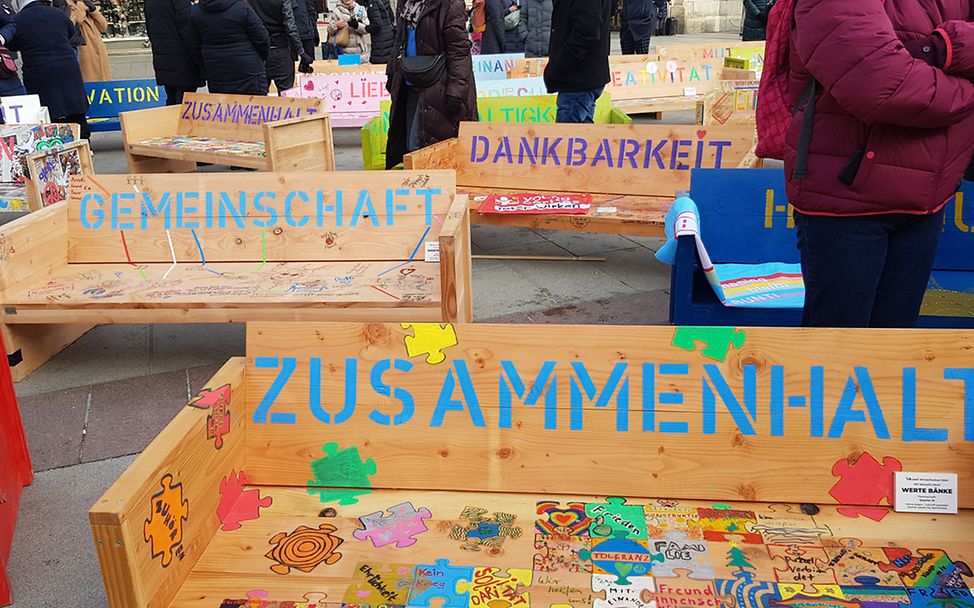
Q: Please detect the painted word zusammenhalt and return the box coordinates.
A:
[253,358,974,442]
[181,99,318,125]
[79,189,441,230]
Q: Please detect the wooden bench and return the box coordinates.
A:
[120,93,336,173]
[362,93,632,172]
[405,122,757,236]
[89,320,974,608]
[86,79,167,133]
[670,168,974,327]
[0,171,471,380]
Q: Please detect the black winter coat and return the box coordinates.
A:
[8,1,87,117]
[543,0,611,93]
[742,0,770,41]
[187,0,271,95]
[249,0,301,52]
[365,0,394,64]
[481,0,506,54]
[386,0,477,168]
[293,0,316,40]
[51,0,83,47]
[145,0,204,89]
[619,0,657,42]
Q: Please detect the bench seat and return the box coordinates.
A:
[0,261,441,323]
[162,486,974,608]
[132,136,267,169]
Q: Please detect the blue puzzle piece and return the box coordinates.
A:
[715,570,778,608]
[899,587,974,608]
[408,559,474,608]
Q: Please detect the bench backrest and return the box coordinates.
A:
[245,321,974,507]
[455,122,755,197]
[689,168,973,271]
[65,171,457,264]
[176,93,326,143]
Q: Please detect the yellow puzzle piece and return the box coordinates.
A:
[401,323,458,365]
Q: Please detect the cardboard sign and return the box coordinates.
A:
[459,123,756,197]
[476,77,548,98]
[0,95,46,124]
[285,73,389,127]
[479,192,592,215]
[894,472,958,514]
[472,53,526,81]
[86,80,166,118]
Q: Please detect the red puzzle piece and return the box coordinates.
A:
[217,470,273,532]
[829,453,902,522]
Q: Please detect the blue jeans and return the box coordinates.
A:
[795,209,945,328]
[556,87,604,124]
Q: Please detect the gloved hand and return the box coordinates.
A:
[903,35,947,68]
[299,53,314,73]
[445,95,464,118]
[348,18,358,30]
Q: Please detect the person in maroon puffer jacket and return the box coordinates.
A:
[785,0,974,328]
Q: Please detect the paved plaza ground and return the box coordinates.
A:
[6,32,739,608]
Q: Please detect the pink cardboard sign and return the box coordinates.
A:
[283,72,390,127]
[479,193,593,215]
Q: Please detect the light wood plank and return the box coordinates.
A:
[176,94,325,144]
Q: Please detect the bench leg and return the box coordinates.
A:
[1,323,94,382]
[126,153,197,174]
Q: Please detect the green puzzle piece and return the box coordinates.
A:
[671,326,747,362]
[586,497,648,539]
[307,442,377,506]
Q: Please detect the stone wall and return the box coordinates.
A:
[668,0,743,34]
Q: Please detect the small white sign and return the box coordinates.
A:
[683,87,698,97]
[596,206,618,214]
[894,472,958,514]
[424,241,440,263]
[1,94,45,124]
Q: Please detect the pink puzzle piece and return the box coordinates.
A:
[353,502,433,548]
[217,470,273,532]
[188,384,231,410]
[829,453,902,522]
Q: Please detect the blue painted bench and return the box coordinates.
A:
[86,80,167,133]
[670,168,974,328]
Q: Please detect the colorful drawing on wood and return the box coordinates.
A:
[307,442,377,506]
[343,562,414,605]
[409,559,475,608]
[0,123,75,210]
[478,192,593,215]
[138,136,266,157]
[188,383,232,449]
[829,453,902,522]
[216,470,272,532]
[29,145,83,207]
[580,534,663,584]
[450,506,523,552]
[536,501,592,537]
[266,524,344,574]
[142,473,189,567]
[352,501,432,548]
[456,566,533,607]
[672,326,747,362]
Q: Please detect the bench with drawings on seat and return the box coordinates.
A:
[669,168,974,328]
[120,93,336,173]
[405,121,758,237]
[0,171,472,380]
[88,320,974,607]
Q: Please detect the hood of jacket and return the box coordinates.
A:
[201,0,238,13]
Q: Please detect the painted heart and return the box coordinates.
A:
[550,511,580,527]
[304,80,315,91]
[616,563,633,577]
[357,591,370,599]
[397,566,411,576]
[696,129,707,139]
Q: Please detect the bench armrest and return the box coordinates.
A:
[438,194,472,323]
[264,113,336,171]
[404,137,460,170]
[89,358,246,608]
[119,105,183,144]
[0,203,68,298]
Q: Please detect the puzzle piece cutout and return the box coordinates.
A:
[879,548,973,589]
[266,523,344,575]
[409,559,475,608]
[587,497,648,540]
[823,540,901,587]
[353,501,433,548]
[672,327,746,362]
[143,473,189,567]
[840,579,909,608]
[746,508,831,546]
[581,533,665,585]
[456,566,532,608]
[343,562,415,606]
[401,323,458,365]
[898,586,974,608]
[450,506,522,552]
[829,453,902,522]
[216,469,273,531]
[690,508,761,544]
[776,584,845,600]
[534,534,593,574]
[773,588,860,608]
[307,442,377,506]
[645,501,704,540]
[650,531,714,579]
[769,545,837,592]
[592,573,656,608]
[714,570,778,608]
[188,383,230,409]
[537,501,593,537]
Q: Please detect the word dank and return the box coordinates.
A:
[78,188,441,230]
[253,358,974,442]
[469,135,736,169]
[180,99,318,125]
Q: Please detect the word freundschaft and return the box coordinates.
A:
[78,189,441,230]
[253,358,974,443]
[181,99,318,125]
[469,135,736,170]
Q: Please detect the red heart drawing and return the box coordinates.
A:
[696,129,707,139]
[304,80,315,91]
[550,511,580,527]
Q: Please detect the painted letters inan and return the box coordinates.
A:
[180,99,318,126]
[252,357,974,443]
